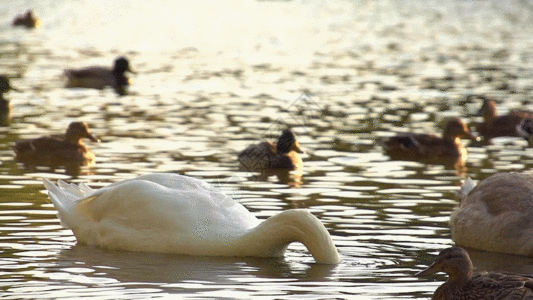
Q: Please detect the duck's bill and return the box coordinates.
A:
[292,141,304,153]
[467,132,480,142]
[88,134,100,143]
[415,262,437,277]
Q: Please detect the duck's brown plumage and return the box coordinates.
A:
[238,129,303,172]
[417,247,533,300]
[64,56,133,96]
[476,99,533,140]
[380,118,478,160]
[14,122,99,174]
[0,75,15,126]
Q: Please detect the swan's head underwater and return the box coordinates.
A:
[43,173,340,264]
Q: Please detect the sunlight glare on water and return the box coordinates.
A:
[2,0,533,299]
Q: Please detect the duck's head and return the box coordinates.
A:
[0,75,18,94]
[517,118,533,145]
[65,122,100,144]
[416,247,474,282]
[443,118,479,141]
[277,129,303,154]
[477,98,497,121]
[113,57,134,74]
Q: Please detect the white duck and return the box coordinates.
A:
[43,173,340,264]
[451,172,533,256]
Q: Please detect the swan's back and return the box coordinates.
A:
[44,173,260,254]
[451,172,533,256]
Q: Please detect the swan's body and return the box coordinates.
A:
[417,247,533,300]
[43,173,339,264]
[451,172,533,256]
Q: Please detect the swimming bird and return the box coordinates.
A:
[42,173,340,264]
[451,172,533,256]
[416,247,533,300]
[0,75,16,126]
[476,98,533,141]
[238,129,303,172]
[12,9,41,29]
[380,118,478,160]
[64,56,134,96]
[14,121,99,175]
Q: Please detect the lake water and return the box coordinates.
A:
[2,0,533,299]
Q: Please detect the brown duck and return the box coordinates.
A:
[417,247,533,300]
[14,122,99,175]
[64,56,134,96]
[380,118,478,160]
[476,98,533,141]
[12,9,41,29]
[0,75,16,126]
[238,129,303,172]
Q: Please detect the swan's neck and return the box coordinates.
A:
[235,209,340,264]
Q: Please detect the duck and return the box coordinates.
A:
[64,56,134,96]
[14,121,99,175]
[42,173,340,264]
[12,9,41,29]
[476,98,533,141]
[238,129,303,172]
[416,246,533,300]
[380,118,478,160]
[451,172,533,256]
[0,75,17,126]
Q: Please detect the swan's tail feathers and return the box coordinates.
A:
[461,178,477,200]
[43,178,82,229]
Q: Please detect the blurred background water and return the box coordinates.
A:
[2,0,533,298]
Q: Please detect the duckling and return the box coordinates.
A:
[380,118,478,160]
[64,56,134,96]
[451,172,533,256]
[238,129,303,172]
[476,98,533,141]
[14,122,99,175]
[0,75,16,126]
[416,247,533,300]
[12,9,41,29]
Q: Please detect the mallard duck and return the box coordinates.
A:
[380,118,478,160]
[0,75,16,126]
[14,121,99,175]
[12,9,41,29]
[238,129,303,172]
[476,98,533,141]
[451,172,533,256]
[43,173,340,264]
[416,247,533,300]
[64,56,134,96]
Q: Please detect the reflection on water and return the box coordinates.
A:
[2,0,533,298]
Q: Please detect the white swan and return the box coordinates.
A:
[43,173,340,264]
[451,172,533,256]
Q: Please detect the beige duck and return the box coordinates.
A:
[417,247,533,300]
[451,172,533,256]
